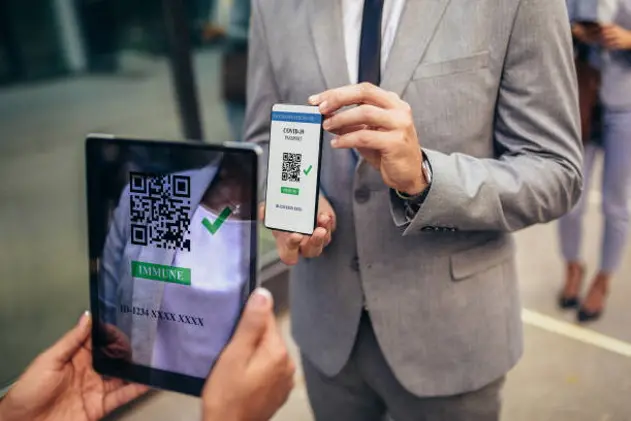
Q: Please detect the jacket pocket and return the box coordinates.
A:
[413,51,490,80]
[450,235,514,281]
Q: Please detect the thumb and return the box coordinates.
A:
[46,311,91,365]
[222,288,274,362]
[258,202,265,221]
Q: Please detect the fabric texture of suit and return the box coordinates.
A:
[99,165,218,366]
[245,0,583,397]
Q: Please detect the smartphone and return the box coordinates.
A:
[577,20,601,30]
[264,104,324,235]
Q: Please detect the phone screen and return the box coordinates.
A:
[264,104,323,234]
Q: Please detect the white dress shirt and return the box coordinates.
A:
[342,0,407,84]
[152,205,250,378]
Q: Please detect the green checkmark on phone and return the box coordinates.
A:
[202,206,232,235]
[303,165,313,176]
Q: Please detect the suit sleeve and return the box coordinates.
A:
[99,187,129,324]
[244,0,281,198]
[399,0,583,234]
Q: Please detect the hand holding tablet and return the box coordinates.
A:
[86,135,261,396]
[0,290,294,421]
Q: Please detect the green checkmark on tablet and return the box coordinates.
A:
[303,165,313,176]
[202,206,232,235]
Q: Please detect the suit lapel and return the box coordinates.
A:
[308,0,350,90]
[380,0,453,96]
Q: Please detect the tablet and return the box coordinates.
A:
[85,134,261,396]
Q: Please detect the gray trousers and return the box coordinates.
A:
[302,311,505,421]
[559,108,631,273]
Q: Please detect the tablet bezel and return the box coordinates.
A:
[85,134,260,396]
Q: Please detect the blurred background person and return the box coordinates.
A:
[221,0,250,141]
[558,0,631,322]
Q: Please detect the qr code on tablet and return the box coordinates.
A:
[281,152,301,182]
[128,172,192,251]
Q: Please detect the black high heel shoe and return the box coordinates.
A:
[558,296,580,309]
[576,274,609,323]
[557,262,585,310]
[577,308,602,322]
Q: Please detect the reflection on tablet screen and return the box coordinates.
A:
[87,137,258,392]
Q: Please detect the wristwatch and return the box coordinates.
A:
[395,154,433,220]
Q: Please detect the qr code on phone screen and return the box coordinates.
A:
[128,172,192,251]
[281,152,301,182]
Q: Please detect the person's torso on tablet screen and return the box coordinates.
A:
[151,204,251,378]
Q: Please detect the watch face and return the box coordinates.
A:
[422,160,432,185]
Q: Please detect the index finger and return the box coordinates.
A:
[309,83,400,115]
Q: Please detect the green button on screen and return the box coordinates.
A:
[281,187,300,196]
[131,261,191,285]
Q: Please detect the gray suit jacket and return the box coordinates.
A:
[245,0,583,396]
[99,165,218,365]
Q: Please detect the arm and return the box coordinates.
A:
[402,0,583,233]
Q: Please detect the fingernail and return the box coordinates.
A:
[308,95,319,104]
[252,288,272,308]
[79,310,91,327]
[331,137,339,147]
[322,119,331,130]
[319,101,328,113]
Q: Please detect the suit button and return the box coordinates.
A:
[351,256,360,272]
[354,187,370,203]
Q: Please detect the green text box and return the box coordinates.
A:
[131,261,191,285]
[281,186,300,196]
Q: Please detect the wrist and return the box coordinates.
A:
[398,152,431,196]
[398,177,427,197]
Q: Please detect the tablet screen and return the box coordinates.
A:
[85,136,259,395]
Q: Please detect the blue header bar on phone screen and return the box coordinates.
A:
[271,111,322,124]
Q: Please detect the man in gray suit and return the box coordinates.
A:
[246,0,583,419]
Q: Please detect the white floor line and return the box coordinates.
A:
[589,190,602,205]
[521,308,631,358]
